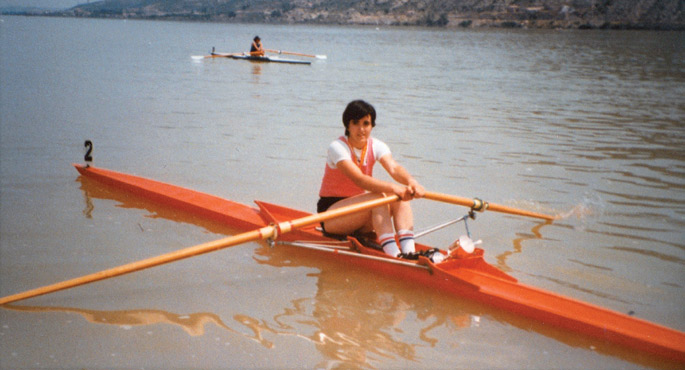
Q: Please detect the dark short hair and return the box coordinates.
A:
[254,36,260,41]
[342,100,376,136]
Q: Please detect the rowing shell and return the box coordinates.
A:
[208,52,311,65]
[229,54,311,65]
[72,164,685,362]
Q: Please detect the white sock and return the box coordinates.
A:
[398,230,415,254]
[379,233,400,257]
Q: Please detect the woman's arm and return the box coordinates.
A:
[379,154,425,198]
[336,157,419,200]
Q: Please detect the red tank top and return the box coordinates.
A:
[319,136,375,197]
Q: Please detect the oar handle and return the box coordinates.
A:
[424,191,556,221]
[288,194,398,230]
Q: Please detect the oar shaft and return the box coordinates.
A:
[0,228,270,305]
[0,195,399,305]
[284,195,398,231]
[208,52,243,58]
[424,191,556,221]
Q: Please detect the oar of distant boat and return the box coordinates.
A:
[191,47,242,60]
[265,49,327,59]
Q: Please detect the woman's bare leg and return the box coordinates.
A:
[322,194,412,256]
[322,193,393,235]
[391,201,415,253]
[390,201,413,231]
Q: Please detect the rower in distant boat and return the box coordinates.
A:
[318,100,425,258]
[250,36,265,57]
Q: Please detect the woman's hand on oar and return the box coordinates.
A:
[424,191,557,221]
[0,195,398,305]
[265,49,327,59]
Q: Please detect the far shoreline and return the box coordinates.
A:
[2,11,683,32]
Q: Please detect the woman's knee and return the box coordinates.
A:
[391,200,411,213]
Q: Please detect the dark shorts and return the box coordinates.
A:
[317,197,346,213]
[317,197,346,234]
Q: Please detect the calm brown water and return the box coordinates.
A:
[1,15,683,369]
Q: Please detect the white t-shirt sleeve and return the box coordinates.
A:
[326,139,351,168]
[372,139,391,161]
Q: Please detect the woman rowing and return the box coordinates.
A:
[249,36,265,57]
[318,100,425,257]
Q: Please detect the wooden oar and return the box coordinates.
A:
[192,52,244,60]
[192,47,247,59]
[265,49,327,59]
[0,195,399,305]
[207,52,245,58]
[424,191,557,221]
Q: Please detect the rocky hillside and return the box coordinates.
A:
[51,0,685,30]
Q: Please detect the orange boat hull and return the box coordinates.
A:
[73,164,685,362]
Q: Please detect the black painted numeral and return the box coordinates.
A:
[84,140,93,162]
